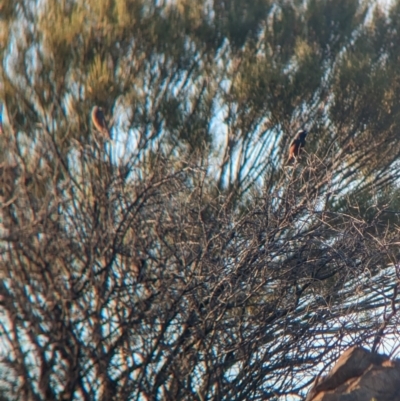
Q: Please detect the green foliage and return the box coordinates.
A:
[2,0,400,400]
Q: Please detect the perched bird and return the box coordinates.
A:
[131,257,145,282]
[287,129,308,164]
[91,106,111,140]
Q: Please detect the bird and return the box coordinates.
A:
[287,129,308,164]
[91,106,111,140]
[131,257,145,282]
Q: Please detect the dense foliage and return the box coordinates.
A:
[1,0,400,400]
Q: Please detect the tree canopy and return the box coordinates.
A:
[1,0,400,400]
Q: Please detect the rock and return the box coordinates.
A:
[306,346,400,401]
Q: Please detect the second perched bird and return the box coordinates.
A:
[287,129,308,164]
[91,106,111,140]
